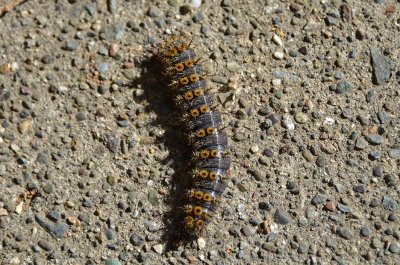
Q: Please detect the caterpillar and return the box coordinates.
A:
[157,34,230,240]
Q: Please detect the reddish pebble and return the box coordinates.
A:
[324,201,336,212]
[20,86,32,95]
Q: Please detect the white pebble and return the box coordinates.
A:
[0,208,8,217]
[323,117,335,125]
[10,143,20,153]
[250,145,260,154]
[197,237,206,249]
[9,257,20,265]
[282,114,295,130]
[15,202,23,215]
[198,253,205,261]
[272,79,282,87]
[11,62,19,71]
[190,0,202,8]
[147,179,154,186]
[58,85,68,93]
[272,34,283,46]
[152,244,164,254]
[273,51,284,60]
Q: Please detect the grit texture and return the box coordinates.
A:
[0,0,399,264]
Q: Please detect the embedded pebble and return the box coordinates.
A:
[382,196,398,211]
[227,61,240,72]
[273,51,284,60]
[130,233,144,246]
[274,208,291,225]
[370,48,392,85]
[337,227,353,240]
[294,112,309,124]
[105,259,121,265]
[1,1,399,264]
[18,120,33,134]
[355,137,368,150]
[272,35,283,46]
[281,114,295,130]
[197,237,206,249]
[366,134,383,145]
[388,149,400,159]
[152,244,164,254]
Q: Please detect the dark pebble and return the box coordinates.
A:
[368,151,381,160]
[311,194,326,205]
[130,233,144,246]
[38,239,53,252]
[382,196,398,211]
[37,152,49,164]
[263,148,274,157]
[137,252,147,262]
[337,227,352,240]
[298,46,307,55]
[75,112,87,121]
[47,210,61,222]
[370,48,392,85]
[372,166,383,177]
[355,29,365,40]
[388,213,396,222]
[377,110,390,124]
[348,50,356,58]
[62,41,79,51]
[274,208,291,225]
[259,202,272,211]
[353,185,366,193]
[335,80,350,94]
[384,174,395,187]
[51,222,69,238]
[360,227,372,237]
[366,134,383,145]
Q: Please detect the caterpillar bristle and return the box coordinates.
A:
[157,34,230,243]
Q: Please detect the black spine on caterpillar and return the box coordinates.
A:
[157,34,230,239]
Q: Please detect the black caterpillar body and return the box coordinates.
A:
[157,34,230,238]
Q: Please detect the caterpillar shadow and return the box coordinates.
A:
[133,55,196,249]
